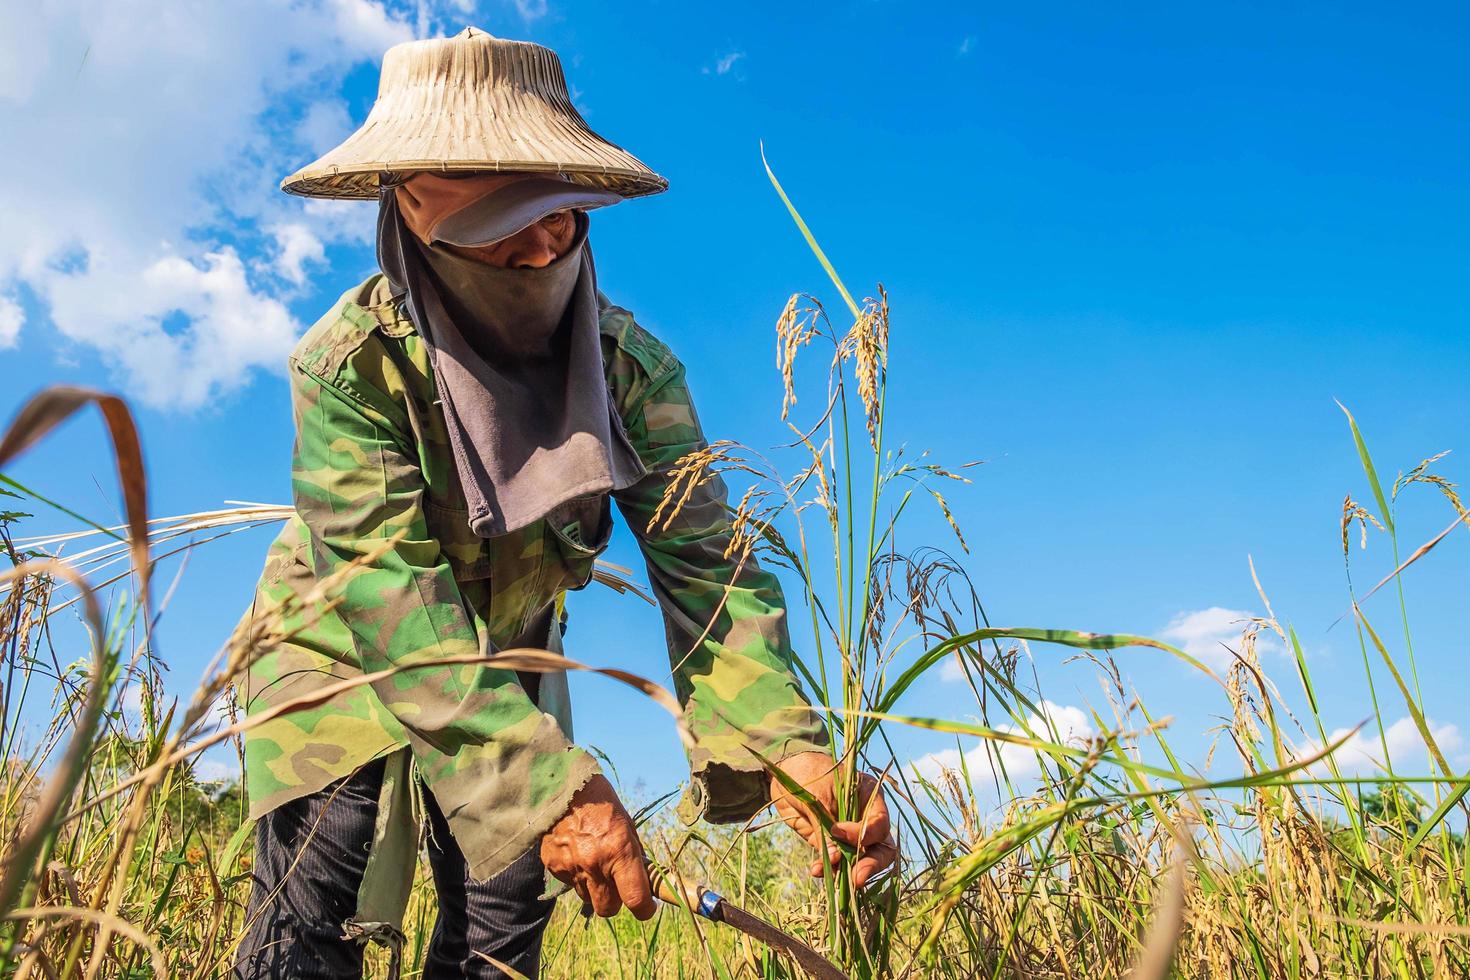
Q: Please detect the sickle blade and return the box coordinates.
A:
[709,897,849,980]
[647,863,848,979]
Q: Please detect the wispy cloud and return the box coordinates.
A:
[193,753,240,784]
[328,0,416,51]
[703,50,745,77]
[957,35,975,56]
[295,98,357,156]
[266,223,329,287]
[448,0,547,20]
[1301,716,1464,777]
[568,82,592,117]
[1158,606,1276,671]
[509,0,549,21]
[0,0,455,409]
[0,293,22,349]
[939,654,968,682]
[911,701,1095,786]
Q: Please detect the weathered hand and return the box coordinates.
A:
[540,774,656,919]
[770,751,897,887]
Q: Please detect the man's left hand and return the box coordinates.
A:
[770,751,896,887]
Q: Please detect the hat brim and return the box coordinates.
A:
[430,178,623,247]
[280,30,668,201]
[282,160,665,201]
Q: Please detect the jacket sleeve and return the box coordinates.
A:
[612,361,830,824]
[289,359,599,880]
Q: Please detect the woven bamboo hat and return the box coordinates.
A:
[282,27,666,200]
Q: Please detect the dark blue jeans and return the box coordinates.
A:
[232,757,555,979]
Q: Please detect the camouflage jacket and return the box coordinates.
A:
[236,275,828,882]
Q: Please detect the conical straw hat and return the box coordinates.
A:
[282,27,666,200]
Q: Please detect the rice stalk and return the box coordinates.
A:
[0,183,1467,977]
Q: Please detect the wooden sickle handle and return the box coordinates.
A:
[646,862,719,919]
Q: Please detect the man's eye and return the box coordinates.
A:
[541,212,568,227]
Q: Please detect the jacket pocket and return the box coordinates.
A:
[428,500,494,581]
[546,494,613,589]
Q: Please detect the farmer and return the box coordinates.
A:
[231,28,894,979]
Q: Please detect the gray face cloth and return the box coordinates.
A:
[378,192,646,538]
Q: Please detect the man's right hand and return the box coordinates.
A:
[540,774,656,919]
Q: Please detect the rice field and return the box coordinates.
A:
[0,183,1467,978]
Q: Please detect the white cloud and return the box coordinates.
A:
[328,0,416,53]
[40,246,302,408]
[937,649,991,682]
[203,694,240,733]
[194,757,238,783]
[295,98,358,156]
[1158,606,1276,671]
[0,11,48,102]
[303,197,382,252]
[1304,716,1463,777]
[911,701,1095,786]
[0,294,23,349]
[703,51,745,76]
[193,745,241,783]
[510,0,550,21]
[958,36,975,56]
[568,83,592,117]
[121,682,146,719]
[0,0,444,409]
[267,223,329,286]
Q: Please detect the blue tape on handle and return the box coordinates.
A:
[698,889,722,919]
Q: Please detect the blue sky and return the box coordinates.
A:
[2,1,1467,799]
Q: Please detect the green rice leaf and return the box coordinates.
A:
[1337,400,1394,534]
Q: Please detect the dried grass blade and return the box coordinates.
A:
[5,907,166,977]
[0,387,152,609]
[1330,513,1468,628]
[71,648,691,820]
[0,562,109,918]
[879,626,1223,723]
[1123,832,1191,980]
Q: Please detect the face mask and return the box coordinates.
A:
[377,192,646,538]
[419,215,588,362]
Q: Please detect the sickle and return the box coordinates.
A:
[646,864,849,980]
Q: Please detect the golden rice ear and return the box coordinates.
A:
[281,27,666,201]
